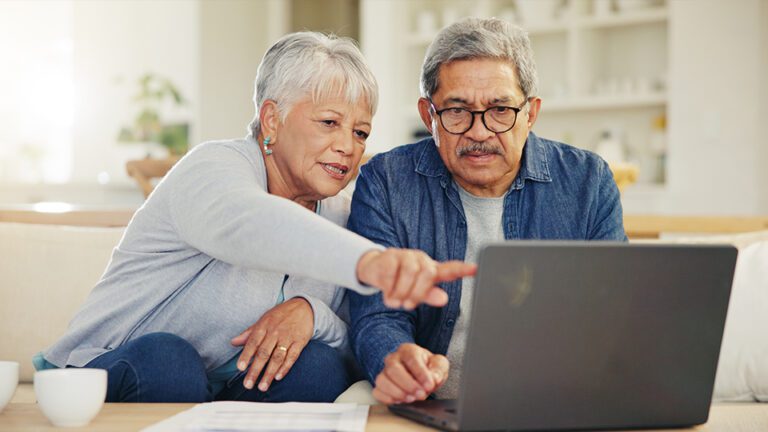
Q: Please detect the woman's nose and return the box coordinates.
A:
[332,132,355,155]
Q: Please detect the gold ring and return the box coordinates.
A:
[276,345,288,352]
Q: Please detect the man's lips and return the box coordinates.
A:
[320,162,349,179]
[460,151,498,162]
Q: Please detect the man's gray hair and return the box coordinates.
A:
[420,17,538,100]
[248,32,378,137]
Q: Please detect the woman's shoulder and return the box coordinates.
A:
[186,137,261,163]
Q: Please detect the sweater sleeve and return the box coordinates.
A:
[293,294,349,350]
[164,143,380,294]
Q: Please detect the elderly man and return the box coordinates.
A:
[348,17,627,404]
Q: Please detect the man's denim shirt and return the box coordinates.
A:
[347,132,627,384]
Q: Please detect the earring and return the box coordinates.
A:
[263,136,273,155]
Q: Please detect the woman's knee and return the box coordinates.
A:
[128,333,201,364]
[117,332,210,402]
[280,341,351,401]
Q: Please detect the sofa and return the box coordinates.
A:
[1,220,766,404]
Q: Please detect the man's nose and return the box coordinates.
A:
[464,113,495,141]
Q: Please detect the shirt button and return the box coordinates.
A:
[445,318,456,328]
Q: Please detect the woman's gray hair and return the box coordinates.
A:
[420,17,538,100]
[248,32,378,137]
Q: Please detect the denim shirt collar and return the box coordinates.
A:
[414,132,552,190]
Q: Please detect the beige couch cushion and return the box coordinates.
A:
[0,222,124,382]
[637,230,768,402]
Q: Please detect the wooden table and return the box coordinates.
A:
[1,402,767,431]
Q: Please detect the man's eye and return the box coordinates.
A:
[320,120,337,127]
[449,108,465,115]
[493,107,509,113]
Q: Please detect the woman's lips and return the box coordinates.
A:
[320,162,349,180]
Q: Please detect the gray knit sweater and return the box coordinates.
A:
[44,136,379,371]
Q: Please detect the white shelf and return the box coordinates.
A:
[542,93,667,112]
[526,22,569,36]
[406,9,667,45]
[578,8,668,29]
[405,33,435,46]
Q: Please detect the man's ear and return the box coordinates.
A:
[526,97,542,129]
[259,100,280,139]
[417,97,435,135]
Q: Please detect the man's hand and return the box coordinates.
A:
[230,297,314,392]
[372,343,449,404]
[357,249,476,310]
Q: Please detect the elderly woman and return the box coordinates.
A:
[35,32,475,403]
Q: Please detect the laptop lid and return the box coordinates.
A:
[456,242,737,431]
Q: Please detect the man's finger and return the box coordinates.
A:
[427,354,450,387]
[434,261,477,282]
[402,350,435,391]
[384,361,427,399]
[375,372,408,402]
[372,386,395,405]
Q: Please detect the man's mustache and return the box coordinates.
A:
[455,141,503,157]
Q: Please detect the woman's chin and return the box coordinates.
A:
[311,182,346,199]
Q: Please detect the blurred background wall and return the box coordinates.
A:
[0,0,766,215]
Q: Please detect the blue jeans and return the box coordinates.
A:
[84,332,352,403]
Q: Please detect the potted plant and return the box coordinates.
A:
[117,73,189,156]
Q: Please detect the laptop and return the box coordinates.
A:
[390,242,737,431]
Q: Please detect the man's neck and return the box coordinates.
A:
[453,169,518,198]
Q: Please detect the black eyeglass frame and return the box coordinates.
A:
[429,98,530,135]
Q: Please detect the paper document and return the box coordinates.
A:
[142,401,369,432]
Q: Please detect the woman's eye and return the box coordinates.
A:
[320,120,337,127]
[354,130,369,140]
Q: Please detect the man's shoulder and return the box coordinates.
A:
[535,134,607,173]
[361,138,432,178]
[367,139,429,165]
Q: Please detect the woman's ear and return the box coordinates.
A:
[259,100,280,140]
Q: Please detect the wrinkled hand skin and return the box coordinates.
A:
[372,343,449,405]
[230,297,314,392]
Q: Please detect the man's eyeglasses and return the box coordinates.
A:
[430,99,529,135]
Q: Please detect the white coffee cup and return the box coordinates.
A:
[34,369,107,427]
[0,361,19,412]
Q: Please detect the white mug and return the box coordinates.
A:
[34,368,107,427]
[0,361,19,412]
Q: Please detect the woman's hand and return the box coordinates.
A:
[356,249,477,310]
[230,297,314,392]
